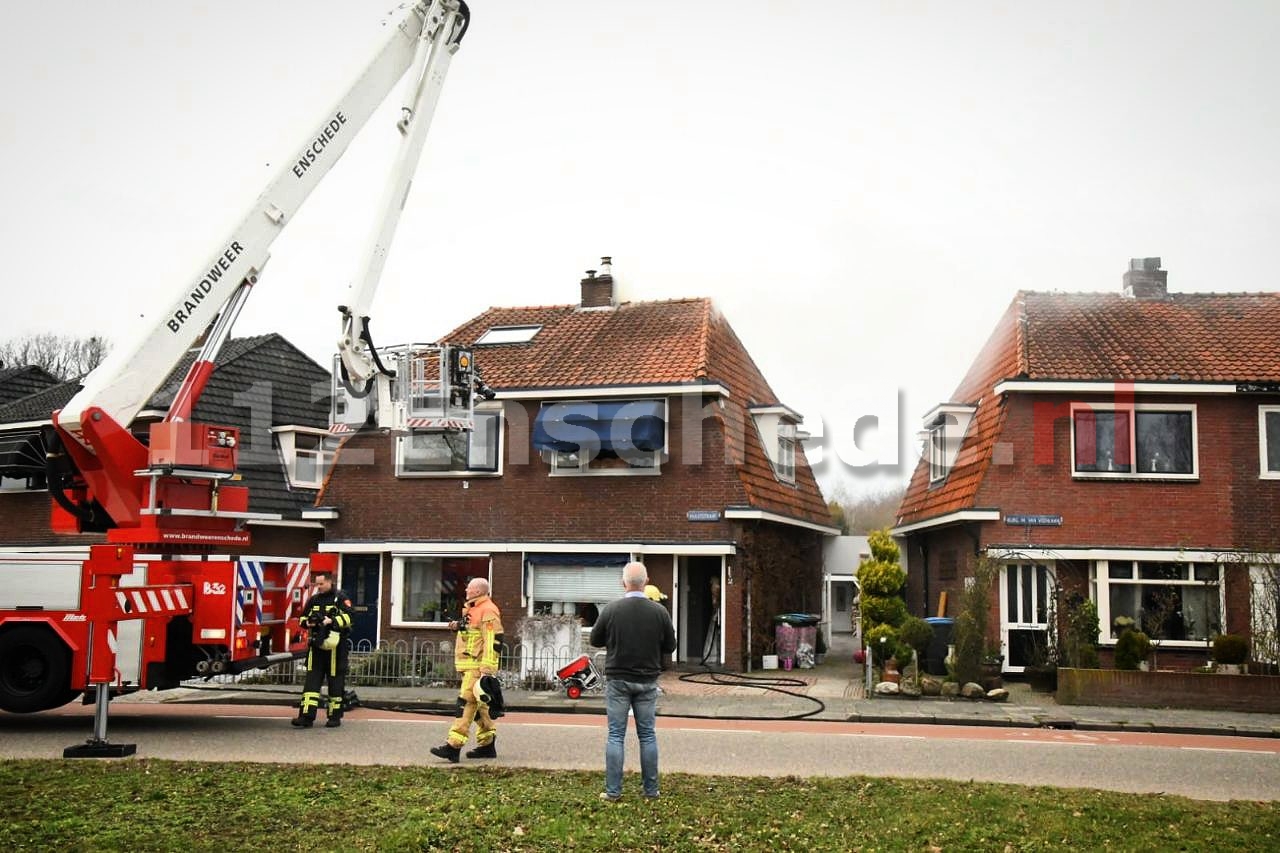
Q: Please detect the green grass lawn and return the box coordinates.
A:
[2,759,1276,851]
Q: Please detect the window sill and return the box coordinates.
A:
[395,470,502,479]
[1072,473,1198,482]
[549,468,661,477]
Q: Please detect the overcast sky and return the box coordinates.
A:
[2,1,1278,499]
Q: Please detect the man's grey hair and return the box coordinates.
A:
[622,561,648,590]
[468,577,490,595]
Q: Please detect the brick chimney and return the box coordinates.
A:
[580,256,615,308]
[1122,257,1168,299]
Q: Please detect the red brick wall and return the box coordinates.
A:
[1057,667,1280,712]
[978,393,1243,551]
[322,397,824,670]
[902,390,1280,652]
[324,398,748,544]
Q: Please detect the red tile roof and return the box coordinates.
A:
[897,290,1280,528]
[444,298,831,527]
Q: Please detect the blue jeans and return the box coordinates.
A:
[604,678,659,798]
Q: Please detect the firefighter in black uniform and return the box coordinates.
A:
[291,570,354,728]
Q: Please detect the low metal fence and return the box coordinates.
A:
[197,637,601,692]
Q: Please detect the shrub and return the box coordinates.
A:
[1063,593,1100,669]
[1212,633,1249,666]
[868,528,899,563]
[863,624,907,666]
[898,616,934,663]
[1113,629,1152,670]
[858,560,906,597]
[860,594,907,629]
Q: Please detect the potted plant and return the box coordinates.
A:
[761,638,779,670]
[418,599,441,622]
[1212,633,1249,674]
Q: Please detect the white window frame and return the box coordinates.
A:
[546,399,667,477]
[527,562,628,629]
[272,426,338,489]
[389,553,491,627]
[1069,402,1199,480]
[927,422,947,483]
[1092,558,1223,648]
[776,424,796,484]
[396,407,502,478]
[1260,406,1280,479]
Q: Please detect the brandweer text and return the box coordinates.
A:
[167,241,245,333]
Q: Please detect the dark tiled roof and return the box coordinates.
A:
[897,290,1280,528]
[0,365,59,406]
[0,379,79,423]
[0,334,330,518]
[445,298,830,527]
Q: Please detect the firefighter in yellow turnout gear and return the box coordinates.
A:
[291,570,354,729]
[430,577,503,762]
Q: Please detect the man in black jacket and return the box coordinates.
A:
[291,570,354,728]
[589,562,676,801]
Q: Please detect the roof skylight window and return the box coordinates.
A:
[475,325,542,345]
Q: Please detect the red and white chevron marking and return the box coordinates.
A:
[114,586,191,615]
[283,561,309,624]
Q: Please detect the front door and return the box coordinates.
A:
[342,554,381,649]
[1001,561,1055,672]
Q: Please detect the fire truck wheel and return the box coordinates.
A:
[566,682,583,700]
[0,625,77,714]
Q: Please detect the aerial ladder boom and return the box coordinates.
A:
[52,0,470,532]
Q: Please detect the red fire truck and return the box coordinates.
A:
[0,1,478,756]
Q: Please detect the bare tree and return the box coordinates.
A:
[826,482,907,535]
[0,333,109,380]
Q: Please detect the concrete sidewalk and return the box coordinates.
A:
[151,653,1280,739]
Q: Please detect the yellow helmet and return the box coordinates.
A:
[320,631,340,651]
[643,584,668,602]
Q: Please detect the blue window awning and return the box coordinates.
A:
[532,400,665,453]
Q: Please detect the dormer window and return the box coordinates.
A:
[273,426,339,489]
[922,403,977,484]
[750,403,802,485]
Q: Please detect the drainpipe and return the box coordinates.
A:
[745,570,752,672]
[919,540,930,618]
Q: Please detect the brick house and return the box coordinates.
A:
[316,262,837,669]
[0,334,332,560]
[893,259,1280,672]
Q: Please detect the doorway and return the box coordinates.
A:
[679,556,722,666]
[342,554,381,649]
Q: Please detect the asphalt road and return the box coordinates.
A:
[4,703,1278,802]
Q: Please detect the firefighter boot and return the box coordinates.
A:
[465,738,496,759]
[290,713,314,728]
[429,743,461,763]
[325,697,343,727]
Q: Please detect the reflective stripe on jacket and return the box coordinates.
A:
[455,595,502,673]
